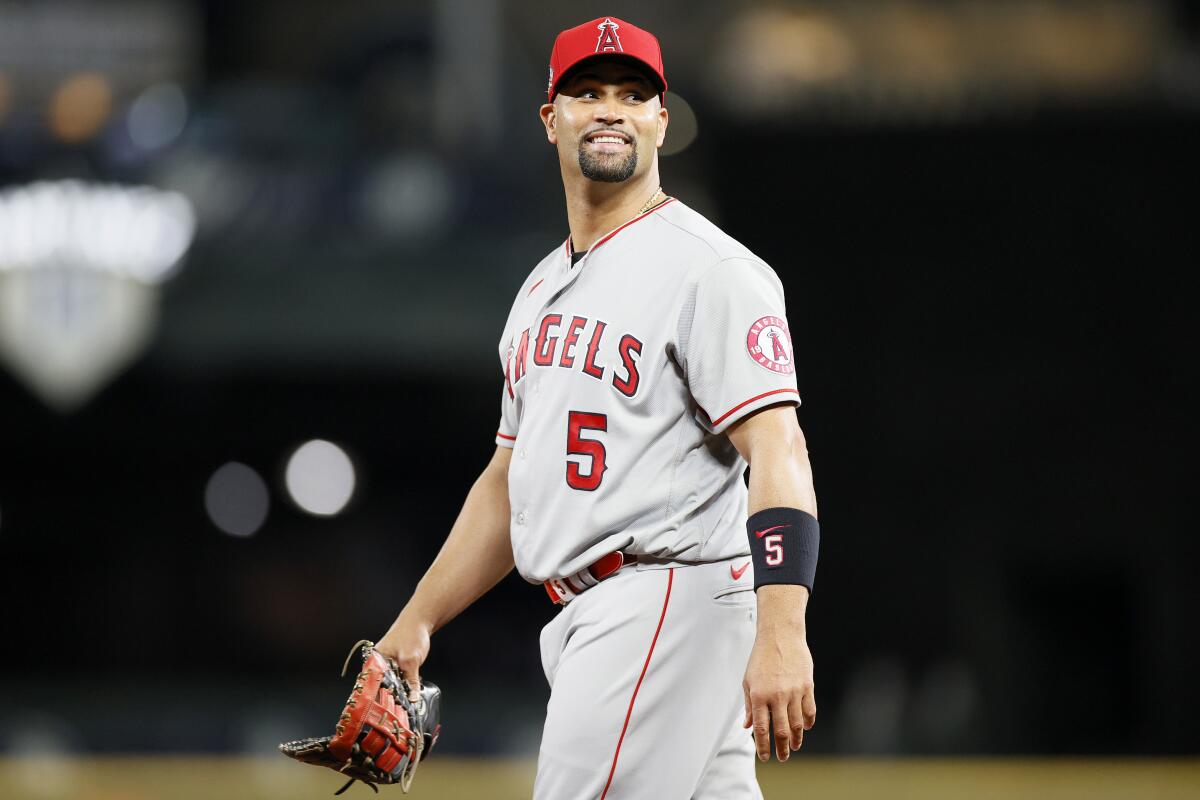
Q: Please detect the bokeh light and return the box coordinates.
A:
[127,83,188,151]
[660,92,699,157]
[0,180,197,284]
[205,462,270,537]
[359,153,454,239]
[284,439,356,516]
[0,72,12,126]
[48,72,113,143]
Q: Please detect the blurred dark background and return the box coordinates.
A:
[0,0,1196,763]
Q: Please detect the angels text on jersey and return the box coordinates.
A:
[505,315,644,400]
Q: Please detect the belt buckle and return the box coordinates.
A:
[545,551,633,606]
[544,577,577,606]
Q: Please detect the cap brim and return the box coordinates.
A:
[552,53,666,99]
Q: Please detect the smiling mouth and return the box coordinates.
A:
[585,132,632,146]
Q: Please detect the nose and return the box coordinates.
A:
[593,99,625,125]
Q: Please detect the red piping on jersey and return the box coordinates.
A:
[599,567,674,800]
[527,278,544,296]
[591,198,677,255]
[562,198,677,265]
[710,388,800,427]
[496,431,516,442]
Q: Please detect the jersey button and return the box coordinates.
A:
[517,512,526,525]
[520,448,527,459]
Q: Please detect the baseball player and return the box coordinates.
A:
[376,15,820,798]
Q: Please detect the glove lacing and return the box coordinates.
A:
[333,640,424,796]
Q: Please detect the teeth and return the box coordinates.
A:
[591,136,626,144]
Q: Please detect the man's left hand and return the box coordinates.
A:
[742,584,816,762]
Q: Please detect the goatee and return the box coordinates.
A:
[578,146,638,183]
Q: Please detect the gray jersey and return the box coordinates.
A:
[495,199,800,583]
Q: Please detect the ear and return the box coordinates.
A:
[539,103,557,145]
[655,104,669,149]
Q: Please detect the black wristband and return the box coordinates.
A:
[747,507,819,592]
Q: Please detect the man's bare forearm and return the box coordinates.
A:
[729,407,819,586]
[740,415,817,625]
[400,446,514,634]
[742,416,817,519]
[728,405,820,760]
[729,407,819,613]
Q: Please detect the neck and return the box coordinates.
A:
[562,166,662,253]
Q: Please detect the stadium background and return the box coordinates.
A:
[0,0,1195,797]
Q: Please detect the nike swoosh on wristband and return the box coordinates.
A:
[754,524,790,538]
[731,561,750,580]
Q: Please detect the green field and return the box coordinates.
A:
[1,757,1197,799]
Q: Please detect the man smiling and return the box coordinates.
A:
[376,16,821,798]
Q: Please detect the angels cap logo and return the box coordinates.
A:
[547,66,554,94]
[746,315,795,374]
[595,18,623,53]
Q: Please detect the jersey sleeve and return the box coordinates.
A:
[680,257,801,435]
[496,379,518,448]
[495,334,521,451]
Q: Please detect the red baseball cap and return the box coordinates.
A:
[547,16,667,103]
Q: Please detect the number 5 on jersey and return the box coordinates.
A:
[566,411,607,491]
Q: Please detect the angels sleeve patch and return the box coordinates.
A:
[745,315,795,374]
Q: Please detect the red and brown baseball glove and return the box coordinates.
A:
[280,640,442,795]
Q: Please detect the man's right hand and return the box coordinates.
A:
[375,612,432,702]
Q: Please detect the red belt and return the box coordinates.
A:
[544,551,635,606]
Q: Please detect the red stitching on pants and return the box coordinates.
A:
[599,567,674,799]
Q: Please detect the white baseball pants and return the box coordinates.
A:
[535,556,763,800]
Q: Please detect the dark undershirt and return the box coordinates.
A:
[571,249,587,265]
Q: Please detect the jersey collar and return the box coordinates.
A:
[562,197,678,269]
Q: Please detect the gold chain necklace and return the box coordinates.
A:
[639,186,666,215]
[574,188,668,259]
